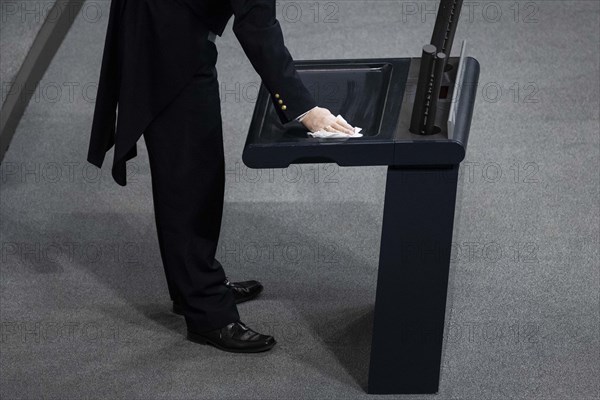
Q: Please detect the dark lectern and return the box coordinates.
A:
[242,0,479,394]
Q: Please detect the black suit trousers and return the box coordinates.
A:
[143,39,239,332]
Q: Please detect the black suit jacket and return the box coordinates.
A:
[88,0,317,186]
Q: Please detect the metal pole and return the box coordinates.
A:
[425,52,448,134]
[410,44,437,134]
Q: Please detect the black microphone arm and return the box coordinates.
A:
[431,0,464,59]
[409,0,463,135]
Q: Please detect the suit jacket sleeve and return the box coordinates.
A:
[229,0,317,124]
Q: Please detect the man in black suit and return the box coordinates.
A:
[87,0,354,353]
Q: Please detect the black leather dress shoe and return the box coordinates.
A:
[225,278,263,303]
[172,278,263,315]
[187,321,276,353]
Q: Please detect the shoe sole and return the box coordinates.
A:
[172,287,263,316]
[186,331,276,353]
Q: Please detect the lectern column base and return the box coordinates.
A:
[368,164,459,394]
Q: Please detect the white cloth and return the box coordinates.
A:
[307,115,363,138]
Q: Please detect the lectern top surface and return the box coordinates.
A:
[243,57,479,168]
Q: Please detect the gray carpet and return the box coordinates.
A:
[1,1,598,399]
[0,0,55,105]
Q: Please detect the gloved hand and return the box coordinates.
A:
[300,106,355,135]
